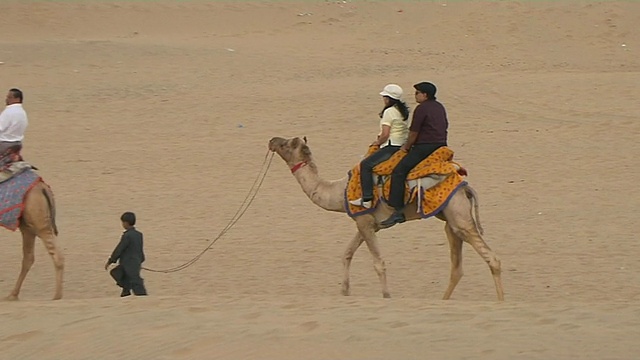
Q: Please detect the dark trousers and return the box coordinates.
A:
[359,145,401,201]
[0,141,21,154]
[387,143,446,210]
[110,264,147,296]
[0,142,23,166]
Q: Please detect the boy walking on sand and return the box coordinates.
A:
[105,212,148,297]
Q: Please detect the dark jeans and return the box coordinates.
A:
[359,145,401,201]
[387,143,446,210]
[110,264,147,296]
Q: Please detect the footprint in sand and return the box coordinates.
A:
[62,315,103,327]
[389,321,409,328]
[299,321,320,332]
[188,306,209,313]
[559,323,581,331]
[244,312,262,320]
[537,317,557,325]
[2,330,43,342]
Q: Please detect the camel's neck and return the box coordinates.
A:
[292,163,347,213]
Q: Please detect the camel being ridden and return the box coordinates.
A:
[0,149,63,301]
[268,136,504,301]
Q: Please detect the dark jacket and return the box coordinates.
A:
[108,227,145,273]
[409,99,448,145]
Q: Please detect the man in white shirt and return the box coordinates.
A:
[0,88,28,160]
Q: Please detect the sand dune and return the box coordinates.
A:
[1,1,639,359]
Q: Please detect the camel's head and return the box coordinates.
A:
[268,136,312,170]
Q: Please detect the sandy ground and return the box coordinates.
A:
[1,1,640,359]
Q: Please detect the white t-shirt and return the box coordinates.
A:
[0,104,28,142]
[379,106,408,147]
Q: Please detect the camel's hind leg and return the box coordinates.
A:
[465,231,504,301]
[342,232,365,296]
[20,183,64,300]
[6,229,37,300]
[443,190,504,301]
[39,232,64,300]
[442,224,464,300]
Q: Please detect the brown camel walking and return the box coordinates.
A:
[268,136,504,301]
[3,179,63,301]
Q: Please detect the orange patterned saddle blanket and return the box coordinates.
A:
[345,146,468,218]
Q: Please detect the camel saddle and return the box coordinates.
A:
[369,146,467,179]
[345,146,468,218]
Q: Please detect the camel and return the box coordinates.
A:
[268,136,504,301]
[2,177,63,301]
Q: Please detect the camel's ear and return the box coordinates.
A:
[290,137,301,147]
[303,136,307,144]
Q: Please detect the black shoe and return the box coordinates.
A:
[380,211,406,227]
[120,289,131,297]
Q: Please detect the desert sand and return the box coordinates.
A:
[1,1,639,359]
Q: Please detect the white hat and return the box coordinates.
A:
[379,84,403,100]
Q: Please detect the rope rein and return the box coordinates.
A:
[142,151,275,273]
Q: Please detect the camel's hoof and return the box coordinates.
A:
[4,295,19,301]
[52,294,63,301]
[341,289,350,296]
[383,293,391,299]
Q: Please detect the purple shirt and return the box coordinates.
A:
[409,100,448,145]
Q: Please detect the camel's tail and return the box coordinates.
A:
[464,185,484,235]
[42,185,58,236]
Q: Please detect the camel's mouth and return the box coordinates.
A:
[268,137,285,152]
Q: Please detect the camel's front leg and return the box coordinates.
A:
[364,237,390,298]
[356,218,390,298]
[342,232,364,296]
[6,230,37,301]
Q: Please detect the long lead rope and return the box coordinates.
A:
[142,151,275,273]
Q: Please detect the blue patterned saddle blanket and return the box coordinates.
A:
[0,168,42,231]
